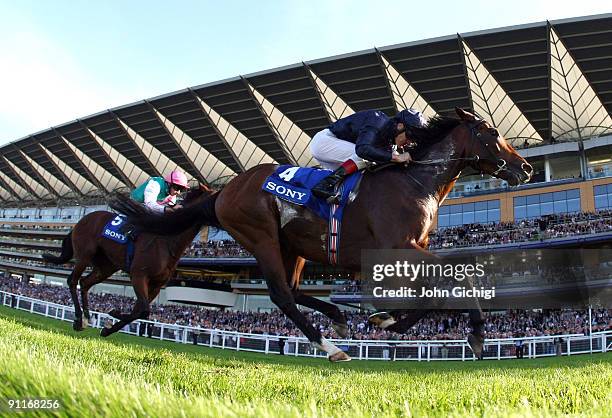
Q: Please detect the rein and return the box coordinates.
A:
[410,119,508,175]
[411,156,479,166]
[367,118,509,189]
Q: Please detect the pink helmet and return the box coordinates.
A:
[164,169,189,189]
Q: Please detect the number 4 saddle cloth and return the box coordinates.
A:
[261,165,363,264]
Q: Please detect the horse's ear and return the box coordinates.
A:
[455,107,476,122]
[200,183,214,193]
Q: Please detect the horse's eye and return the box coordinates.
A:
[490,128,499,137]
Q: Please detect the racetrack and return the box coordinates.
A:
[0,306,610,418]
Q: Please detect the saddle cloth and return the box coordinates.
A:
[101,214,128,244]
[101,214,136,272]
[261,165,362,222]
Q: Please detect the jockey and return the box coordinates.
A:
[130,169,189,214]
[310,109,427,200]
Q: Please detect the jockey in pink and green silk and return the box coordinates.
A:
[130,169,189,214]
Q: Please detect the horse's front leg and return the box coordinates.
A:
[368,240,435,330]
[101,275,150,337]
[369,240,486,359]
[255,243,350,362]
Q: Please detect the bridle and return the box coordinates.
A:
[468,119,508,176]
[410,119,508,176]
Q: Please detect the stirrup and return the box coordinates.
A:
[312,183,337,199]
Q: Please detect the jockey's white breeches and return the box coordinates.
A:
[310,129,367,170]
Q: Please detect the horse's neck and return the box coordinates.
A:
[168,193,206,253]
[171,223,201,255]
[411,135,466,205]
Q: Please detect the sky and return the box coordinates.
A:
[0,0,610,145]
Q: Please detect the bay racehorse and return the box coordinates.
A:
[42,186,210,336]
[112,108,533,361]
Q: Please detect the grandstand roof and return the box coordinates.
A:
[1,14,611,202]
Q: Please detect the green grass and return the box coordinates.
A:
[0,306,610,418]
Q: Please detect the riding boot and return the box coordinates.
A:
[311,166,349,202]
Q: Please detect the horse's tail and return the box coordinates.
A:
[42,231,74,264]
[109,192,220,236]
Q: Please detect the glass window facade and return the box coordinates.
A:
[593,184,612,210]
[514,189,581,219]
[438,200,500,228]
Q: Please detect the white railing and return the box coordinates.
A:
[1,290,610,361]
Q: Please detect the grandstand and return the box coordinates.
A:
[1,14,612,318]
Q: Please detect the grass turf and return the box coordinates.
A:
[0,305,610,417]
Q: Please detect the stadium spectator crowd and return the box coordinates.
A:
[183,240,249,257]
[428,210,612,249]
[2,276,610,341]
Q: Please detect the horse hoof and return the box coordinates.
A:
[73,319,83,331]
[100,327,113,338]
[368,312,396,329]
[468,334,485,360]
[329,351,351,362]
[331,321,349,338]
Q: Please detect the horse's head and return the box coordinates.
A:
[455,108,533,186]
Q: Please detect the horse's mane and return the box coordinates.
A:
[409,116,462,158]
[182,188,206,206]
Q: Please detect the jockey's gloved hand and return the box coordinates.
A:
[164,204,183,214]
[391,152,412,164]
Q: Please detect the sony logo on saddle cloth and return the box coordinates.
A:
[264,180,309,203]
[102,215,128,244]
[262,166,311,205]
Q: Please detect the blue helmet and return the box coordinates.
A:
[394,109,427,131]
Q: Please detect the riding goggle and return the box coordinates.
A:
[171,184,187,192]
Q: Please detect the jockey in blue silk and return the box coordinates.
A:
[130,169,189,214]
[310,109,427,200]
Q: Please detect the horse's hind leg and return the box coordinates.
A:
[67,262,88,331]
[80,264,118,326]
